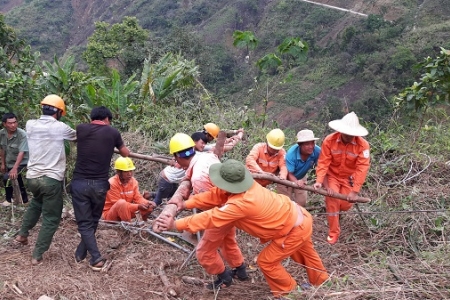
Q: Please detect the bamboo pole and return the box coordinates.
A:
[251,173,371,203]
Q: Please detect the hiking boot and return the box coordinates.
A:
[206,268,233,290]
[327,235,338,245]
[232,263,249,281]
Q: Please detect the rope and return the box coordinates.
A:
[312,209,449,216]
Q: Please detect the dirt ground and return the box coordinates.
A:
[1,134,450,300]
[1,186,449,300]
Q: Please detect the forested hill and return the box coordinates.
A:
[1,0,450,127]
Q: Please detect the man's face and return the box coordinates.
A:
[266,144,279,156]
[118,170,133,184]
[205,132,214,142]
[3,118,18,134]
[340,134,355,144]
[194,139,206,152]
[174,155,190,170]
[299,141,315,156]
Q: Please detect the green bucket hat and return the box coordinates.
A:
[209,159,254,193]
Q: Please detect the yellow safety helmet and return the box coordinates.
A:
[114,157,136,171]
[203,123,220,139]
[266,128,285,150]
[41,94,66,116]
[169,133,196,155]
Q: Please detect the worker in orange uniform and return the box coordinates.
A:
[313,112,370,245]
[155,159,329,298]
[202,122,244,153]
[102,157,156,222]
[169,133,248,289]
[245,128,287,187]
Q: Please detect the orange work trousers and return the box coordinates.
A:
[257,207,329,297]
[196,224,244,275]
[325,176,353,239]
[102,199,153,222]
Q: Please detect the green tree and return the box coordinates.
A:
[232,30,259,58]
[0,15,41,118]
[41,55,103,112]
[83,17,150,77]
[277,37,309,67]
[395,47,450,113]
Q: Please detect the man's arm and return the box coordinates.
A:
[245,144,264,173]
[315,139,331,185]
[183,187,228,211]
[8,151,25,179]
[0,147,5,173]
[351,144,370,193]
[278,151,288,180]
[118,144,130,157]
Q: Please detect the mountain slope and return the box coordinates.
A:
[1,0,449,126]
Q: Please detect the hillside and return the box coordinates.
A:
[1,0,449,126]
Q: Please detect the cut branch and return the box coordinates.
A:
[114,150,173,165]
[251,173,370,203]
[159,261,178,297]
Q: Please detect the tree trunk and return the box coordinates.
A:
[152,180,192,232]
[252,173,370,203]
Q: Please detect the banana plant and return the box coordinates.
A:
[140,52,199,104]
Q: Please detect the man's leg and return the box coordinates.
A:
[196,227,231,275]
[18,178,44,237]
[103,199,134,222]
[290,208,329,285]
[218,226,245,268]
[33,176,63,261]
[71,179,107,265]
[153,175,178,206]
[3,172,13,203]
[17,166,29,203]
[276,184,292,198]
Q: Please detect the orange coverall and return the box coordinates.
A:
[102,175,152,222]
[245,143,287,187]
[184,152,245,275]
[176,182,328,297]
[315,132,370,239]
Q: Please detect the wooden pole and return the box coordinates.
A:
[251,173,371,203]
[11,179,22,205]
[113,150,174,165]
[152,180,192,232]
[213,131,227,159]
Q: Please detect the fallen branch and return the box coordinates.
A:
[251,173,371,203]
[323,287,405,297]
[114,150,174,165]
[11,178,23,205]
[159,261,178,297]
[181,276,205,286]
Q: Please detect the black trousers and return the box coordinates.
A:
[3,165,29,203]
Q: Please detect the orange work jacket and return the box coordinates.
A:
[245,143,287,180]
[315,132,370,193]
[103,175,148,214]
[175,182,299,244]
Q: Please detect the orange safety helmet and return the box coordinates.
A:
[41,94,66,116]
[203,123,220,139]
